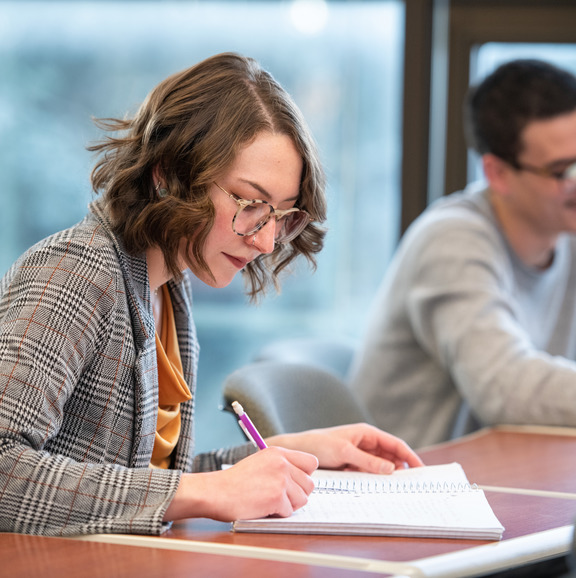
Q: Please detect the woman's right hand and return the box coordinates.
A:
[163,447,319,523]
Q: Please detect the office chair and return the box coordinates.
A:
[222,360,372,438]
[252,336,358,380]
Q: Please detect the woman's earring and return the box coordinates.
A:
[252,234,257,246]
[155,181,169,198]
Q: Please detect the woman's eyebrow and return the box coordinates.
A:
[241,179,299,203]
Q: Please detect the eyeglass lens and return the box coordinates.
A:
[564,163,576,181]
[561,162,576,192]
[234,202,308,243]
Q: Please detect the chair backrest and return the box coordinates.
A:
[253,337,357,380]
[222,361,371,438]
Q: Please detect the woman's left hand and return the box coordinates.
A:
[266,423,424,474]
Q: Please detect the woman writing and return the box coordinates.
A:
[0,52,422,536]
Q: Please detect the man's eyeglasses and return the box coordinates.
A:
[516,161,576,192]
[214,182,313,244]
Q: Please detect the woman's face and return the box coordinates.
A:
[190,131,303,288]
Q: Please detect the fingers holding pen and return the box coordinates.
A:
[181,446,318,522]
[242,447,318,518]
[262,446,318,515]
[283,448,318,512]
[222,403,317,519]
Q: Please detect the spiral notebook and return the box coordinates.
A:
[233,462,504,540]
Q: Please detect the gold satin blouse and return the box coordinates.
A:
[150,285,192,469]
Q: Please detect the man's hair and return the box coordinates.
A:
[464,59,576,167]
[88,52,326,300]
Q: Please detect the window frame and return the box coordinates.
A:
[401,0,576,232]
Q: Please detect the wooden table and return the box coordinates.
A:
[4,426,576,577]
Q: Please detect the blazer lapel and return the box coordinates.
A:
[89,200,159,468]
[169,273,199,472]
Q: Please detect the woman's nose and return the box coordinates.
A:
[250,219,276,254]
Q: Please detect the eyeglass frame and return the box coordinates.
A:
[514,160,576,187]
[213,181,314,243]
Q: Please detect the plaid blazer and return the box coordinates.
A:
[0,199,252,536]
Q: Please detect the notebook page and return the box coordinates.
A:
[234,462,505,539]
[271,487,501,530]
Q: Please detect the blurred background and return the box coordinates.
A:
[1,0,575,452]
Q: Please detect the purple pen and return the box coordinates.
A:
[231,401,268,450]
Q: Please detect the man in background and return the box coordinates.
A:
[349,59,576,448]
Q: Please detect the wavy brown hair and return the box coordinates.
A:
[89,52,327,300]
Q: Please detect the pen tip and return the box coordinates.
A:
[231,401,243,414]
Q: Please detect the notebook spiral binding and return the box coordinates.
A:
[313,479,479,495]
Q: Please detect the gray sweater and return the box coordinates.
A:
[350,182,576,448]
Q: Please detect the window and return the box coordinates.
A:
[0,1,404,450]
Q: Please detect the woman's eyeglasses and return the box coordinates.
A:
[214,182,313,244]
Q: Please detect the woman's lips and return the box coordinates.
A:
[224,253,248,269]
